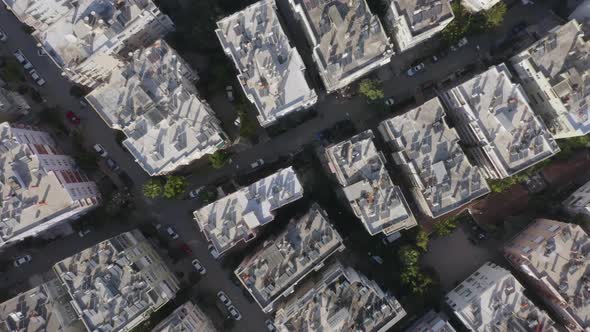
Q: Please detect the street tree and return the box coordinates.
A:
[483,2,507,28]
[163,176,187,199]
[209,150,230,169]
[415,230,429,251]
[358,79,384,101]
[143,179,163,199]
[399,245,420,267]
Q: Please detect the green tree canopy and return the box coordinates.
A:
[143,179,163,199]
[433,217,458,237]
[208,150,230,169]
[483,2,507,28]
[415,230,429,251]
[163,176,187,199]
[399,245,420,267]
[358,79,384,101]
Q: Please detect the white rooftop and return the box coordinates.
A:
[505,219,590,331]
[53,229,180,332]
[85,40,226,176]
[3,0,76,30]
[379,97,490,218]
[446,261,557,332]
[406,310,456,332]
[563,179,590,216]
[235,204,345,312]
[216,0,317,127]
[0,123,100,246]
[150,301,216,332]
[511,20,590,138]
[325,130,416,236]
[274,261,406,332]
[194,167,304,255]
[289,0,393,92]
[441,64,560,178]
[460,0,501,13]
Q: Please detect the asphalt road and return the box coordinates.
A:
[0,0,565,330]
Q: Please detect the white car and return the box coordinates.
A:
[250,159,264,169]
[406,63,425,77]
[188,186,204,199]
[451,37,468,51]
[217,291,232,306]
[265,320,277,331]
[192,259,206,275]
[14,50,33,70]
[166,226,179,240]
[0,28,7,42]
[384,97,395,106]
[228,305,242,320]
[13,255,32,267]
[234,117,241,127]
[208,244,220,259]
[78,229,91,237]
[93,144,107,157]
[28,69,45,86]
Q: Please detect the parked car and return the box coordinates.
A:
[93,144,107,157]
[208,244,220,259]
[265,320,277,332]
[451,37,468,51]
[188,186,204,199]
[180,243,192,255]
[37,48,47,56]
[66,111,81,125]
[406,63,425,77]
[234,117,241,127]
[13,255,32,267]
[217,291,232,306]
[13,50,33,70]
[384,97,395,106]
[0,27,7,42]
[227,305,242,320]
[28,69,46,86]
[225,85,235,102]
[192,258,206,275]
[166,226,179,240]
[250,159,264,169]
[105,158,120,172]
[78,228,91,237]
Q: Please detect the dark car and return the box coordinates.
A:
[180,243,192,255]
[106,158,120,172]
[511,21,527,35]
[66,111,81,125]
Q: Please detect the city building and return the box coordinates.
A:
[510,20,590,139]
[29,0,174,88]
[445,261,557,332]
[151,301,216,332]
[0,87,31,121]
[324,130,416,236]
[235,204,345,313]
[0,279,84,332]
[385,0,454,52]
[440,64,560,179]
[0,123,100,248]
[216,0,317,127]
[461,0,501,13]
[194,167,304,257]
[504,219,590,332]
[53,229,180,332]
[378,97,490,218]
[85,39,226,176]
[405,310,456,332]
[563,179,590,217]
[288,0,394,92]
[273,261,406,332]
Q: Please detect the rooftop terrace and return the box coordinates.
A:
[441,64,560,179]
[0,279,83,332]
[289,0,393,92]
[194,167,304,256]
[511,20,590,138]
[379,97,490,218]
[235,204,345,312]
[85,40,226,176]
[216,0,317,127]
[505,219,590,331]
[274,261,406,332]
[446,261,557,332]
[324,130,416,236]
[53,229,179,332]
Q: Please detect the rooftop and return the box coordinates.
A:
[274,261,406,332]
[35,0,172,68]
[563,178,590,216]
[324,130,416,236]
[290,0,393,91]
[0,279,83,332]
[441,64,560,178]
[445,261,557,332]
[406,310,456,332]
[391,0,453,36]
[510,20,590,137]
[194,167,304,255]
[379,97,490,218]
[85,40,226,176]
[0,123,100,245]
[53,229,179,332]
[150,301,216,332]
[3,0,74,30]
[235,204,345,312]
[504,219,590,330]
[216,0,317,127]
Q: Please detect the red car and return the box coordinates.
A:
[180,243,193,255]
[66,111,80,125]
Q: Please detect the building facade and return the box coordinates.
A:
[0,122,100,248]
[563,179,590,218]
[0,87,31,121]
[405,310,456,332]
[151,301,216,332]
